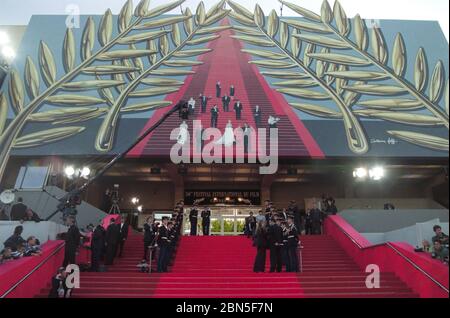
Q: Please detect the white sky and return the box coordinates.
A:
[0,0,448,40]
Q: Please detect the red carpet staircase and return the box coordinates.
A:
[139,19,309,157]
[37,234,417,298]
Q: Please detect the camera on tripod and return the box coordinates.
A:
[109,184,121,214]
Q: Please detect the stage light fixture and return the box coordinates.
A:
[353,167,368,179]
[137,205,143,212]
[0,31,9,46]
[1,46,15,61]
[64,166,75,177]
[369,166,385,181]
[80,167,91,178]
[131,197,139,205]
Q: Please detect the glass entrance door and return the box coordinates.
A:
[183,206,260,236]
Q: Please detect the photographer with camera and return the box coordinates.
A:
[432,240,449,264]
[432,225,449,248]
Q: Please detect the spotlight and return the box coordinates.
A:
[80,167,91,178]
[131,197,139,205]
[1,46,16,61]
[137,205,143,212]
[369,166,385,181]
[353,167,368,179]
[64,166,75,177]
[0,31,9,46]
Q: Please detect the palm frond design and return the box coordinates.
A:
[0,0,230,179]
[227,0,449,153]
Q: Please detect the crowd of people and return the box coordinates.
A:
[141,200,184,273]
[420,225,449,265]
[0,225,42,264]
[0,197,41,222]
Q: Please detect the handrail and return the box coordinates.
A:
[327,217,449,294]
[0,242,65,298]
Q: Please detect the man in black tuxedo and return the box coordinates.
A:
[105,218,120,265]
[210,105,219,128]
[268,218,283,272]
[10,197,27,221]
[199,93,211,113]
[230,85,235,97]
[234,100,243,120]
[91,224,105,272]
[63,216,81,267]
[201,207,211,236]
[222,94,231,112]
[117,218,129,257]
[253,105,262,127]
[189,206,199,236]
[216,81,221,98]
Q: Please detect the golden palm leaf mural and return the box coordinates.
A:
[0,0,229,180]
[227,0,449,154]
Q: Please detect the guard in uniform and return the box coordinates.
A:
[286,216,299,272]
[201,207,211,236]
[189,206,199,236]
[157,217,170,272]
[281,221,290,272]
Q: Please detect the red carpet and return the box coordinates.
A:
[36,233,418,298]
[128,19,323,158]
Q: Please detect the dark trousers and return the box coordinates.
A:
[270,245,282,272]
[282,246,290,272]
[211,116,218,128]
[236,111,241,120]
[253,247,266,272]
[216,88,221,98]
[312,221,322,235]
[254,115,261,126]
[144,241,151,260]
[202,221,210,236]
[305,222,313,235]
[223,103,229,112]
[91,248,102,271]
[105,243,117,265]
[63,245,77,267]
[117,239,126,257]
[201,103,207,113]
[190,220,197,235]
[288,246,299,272]
[244,135,249,153]
[157,246,169,272]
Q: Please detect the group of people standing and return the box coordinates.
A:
[188,205,211,236]
[142,201,184,273]
[250,213,301,273]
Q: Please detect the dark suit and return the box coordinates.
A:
[254,108,262,126]
[10,203,27,221]
[157,225,170,272]
[117,223,129,257]
[310,208,323,235]
[234,102,243,120]
[253,229,268,272]
[222,95,231,112]
[143,223,156,260]
[200,96,210,113]
[105,223,120,265]
[189,209,198,235]
[201,209,211,236]
[268,224,283,272]
[210,107,219,128]
[216,83,221,98]
[63,225,81,267]
[230,86,235,97]
[287,224,299,272]
[91,225,105,271]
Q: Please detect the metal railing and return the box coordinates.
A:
[327,217,449,294]
[0,242,65,298]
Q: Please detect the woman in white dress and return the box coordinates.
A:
[215,120,236,146]
[177,121,189,145]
